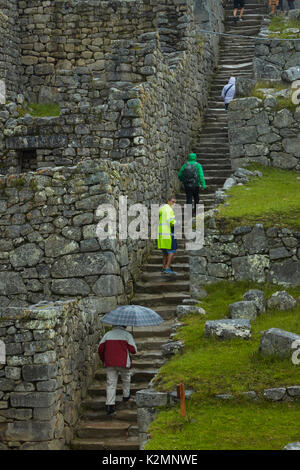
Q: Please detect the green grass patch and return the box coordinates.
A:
[215,164,300,233]
[154,281,300,396]
[268,15,300,39]
[18,103,60,118]
[146,280,300,449]
[250,81,297,112]
[145,400,300,450]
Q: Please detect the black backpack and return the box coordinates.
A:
[182,163,198,188]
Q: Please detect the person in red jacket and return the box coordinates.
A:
[98,326,137,415]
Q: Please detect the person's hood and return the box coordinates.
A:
[228,77,235,85]
[188,153,197,162]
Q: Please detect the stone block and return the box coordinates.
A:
[10,392,57,408]
[4,419,56,442]
[243,289,266,314]
[204,319,251,339]
[263,387,287,401]
[267,291,297,311]
[176,305,206,318]
[229,301,258,321]
[260,328,300,358]
[136,389,168,408]
[284,442,300,450]
[22,364,57,382]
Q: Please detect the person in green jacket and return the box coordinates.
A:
[178,153,206,216]
[157,196,177,275]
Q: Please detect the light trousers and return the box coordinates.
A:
[106,367,131,405]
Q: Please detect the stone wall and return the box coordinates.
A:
[0,1,22,99]
[227,97,300,170]
[190,223,300,298]
[0,157,160,311]
[254,34,300,81]
[0,299,104,450]
[0,0,224,175]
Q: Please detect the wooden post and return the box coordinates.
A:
[177,383,186,417]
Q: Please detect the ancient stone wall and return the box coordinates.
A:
[0,157,159,312]
[190,224,300,299]
[0,1,22,99]
[227,97,300,170]
[0,299,104,450]
[254,37,300,81]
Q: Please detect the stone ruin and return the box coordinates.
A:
[0,0,225,449]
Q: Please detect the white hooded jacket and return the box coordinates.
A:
[221,77,236,104]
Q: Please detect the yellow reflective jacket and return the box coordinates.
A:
[157,204,175,250]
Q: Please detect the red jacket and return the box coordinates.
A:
[98,327,137,368]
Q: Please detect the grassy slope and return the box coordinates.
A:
[215,165,300,232]
[145,281,300,450]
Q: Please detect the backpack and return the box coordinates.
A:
[181,163,198,188]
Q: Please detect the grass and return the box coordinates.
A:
[268,15,300,39]
[145,400,300,450]
[250,81,297,112]
[215,164,300,233]
[145,280,300,450]
[18,103,60,118]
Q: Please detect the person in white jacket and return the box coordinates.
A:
[221,77,236,110]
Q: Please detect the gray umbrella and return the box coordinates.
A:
[100,305,164,327]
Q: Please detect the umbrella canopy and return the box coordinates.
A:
[101,305,164,327]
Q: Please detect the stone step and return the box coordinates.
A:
[132,292,190,307]
[88,382,150,397]
[76,420,134,439]
[82,396,137,411]
[144,262,190,273]
[147,254,189,263]
[79,408,137,423]
[140,271,189,282]
[71,437,139,451]
[135,280,190,294]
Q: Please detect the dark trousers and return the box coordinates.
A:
[184,186,199,211]
[287,1,295,8]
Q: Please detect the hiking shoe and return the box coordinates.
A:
[233,16,238,23]
[239,17,243,21]
[123,395,131,402]
[106,405,116,415]
[163,268,176,275]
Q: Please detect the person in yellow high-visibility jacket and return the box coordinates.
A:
[158,196,177,275]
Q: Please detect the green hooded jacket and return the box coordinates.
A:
[178,153,206,189]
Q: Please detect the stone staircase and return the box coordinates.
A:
[71,1,266,451]
[189,0,267,211]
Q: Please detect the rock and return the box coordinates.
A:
[284,442,300,450]
[51,252,119,278]
[204,319,251,339]
[267,291,297,311]
[229,301,258,321]
[268,260,300,286]
[282,66,300,83]
[242,391,258,400]
[51,278,90,295]
[223,177,236,190]
[232,255,269,283]
[0,272,26,295]
[161,341,184,357]
[136,389,168,408]
[242,224,267,255]
[45,234,79,258]
[263,387,287,401]
[10,244,43,268]
[215,394,233,400]
[287,386,300,397]
[176,305,206,318]
[260,328,300,358]
[243,289,266,314]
